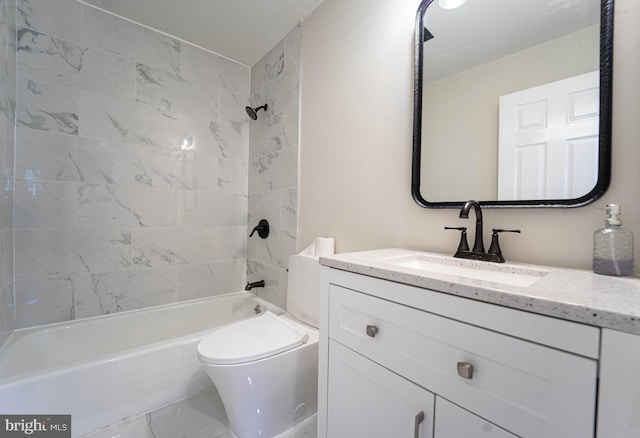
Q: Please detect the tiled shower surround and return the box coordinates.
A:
[1,0,301,331]
[0,0,16,345]
[247,25,301,309]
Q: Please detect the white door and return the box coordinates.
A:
[326,340,435,438]
[498,71,599,200]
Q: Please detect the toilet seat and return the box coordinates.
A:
[197,311,309,365]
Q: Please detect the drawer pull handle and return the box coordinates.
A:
[457,361,474,379]
[414,411,425,438]
[365,325,379,337]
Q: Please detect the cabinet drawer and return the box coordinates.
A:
[329,285,598,438]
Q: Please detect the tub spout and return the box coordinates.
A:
[245,280,265,291]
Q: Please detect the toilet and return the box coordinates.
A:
[197,254,321,438]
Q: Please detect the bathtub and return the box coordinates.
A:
[0,292,281,437]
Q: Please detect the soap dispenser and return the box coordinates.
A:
[593,204,634,276]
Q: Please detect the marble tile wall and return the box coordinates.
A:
[12,0,251,328]
[0,0,16,346]
[247,25,301,308]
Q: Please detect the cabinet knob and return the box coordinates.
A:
[366,325,379,338]
[457,361,474,379]
[414,411,425,438]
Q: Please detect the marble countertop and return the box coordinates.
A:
[319,248,640,335]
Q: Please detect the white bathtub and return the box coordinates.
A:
[0,292,281,437]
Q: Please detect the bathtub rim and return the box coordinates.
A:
[0,292,282,384]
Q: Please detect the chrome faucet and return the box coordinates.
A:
[445,200,521,263]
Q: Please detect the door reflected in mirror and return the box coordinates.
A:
[412,0,613,208]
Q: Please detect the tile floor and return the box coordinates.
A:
[81,388,317,438]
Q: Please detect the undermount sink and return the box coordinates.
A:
[380,254,548,288]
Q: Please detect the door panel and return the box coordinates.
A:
[498,71,599,200]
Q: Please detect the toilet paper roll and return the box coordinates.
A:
[299,237,335,258]
[313,237,335,257]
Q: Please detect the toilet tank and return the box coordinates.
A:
[286,254,320,328]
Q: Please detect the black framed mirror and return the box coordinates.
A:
[412,0,613,208]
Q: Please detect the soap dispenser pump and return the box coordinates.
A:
[593,204,634,276]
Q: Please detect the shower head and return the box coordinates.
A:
[245,104,268,120]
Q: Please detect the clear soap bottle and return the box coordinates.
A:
[593,204,634,276]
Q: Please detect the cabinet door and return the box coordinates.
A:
[597,329,640,437]
[434,397,517,438]
[327,340,434,438]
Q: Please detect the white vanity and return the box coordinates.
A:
[317,249,640,438]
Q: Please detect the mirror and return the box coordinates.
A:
[412,0,613,208]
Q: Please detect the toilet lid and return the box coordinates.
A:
[198,311,309,365]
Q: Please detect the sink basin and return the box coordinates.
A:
[381,254,548,288]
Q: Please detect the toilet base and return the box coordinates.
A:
[201,332,319,438]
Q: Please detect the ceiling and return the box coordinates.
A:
[423,0,600,82]
[80,0,326,67]
[79,0,599,75]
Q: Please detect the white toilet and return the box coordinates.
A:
[197,254,321,438]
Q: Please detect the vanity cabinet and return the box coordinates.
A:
[318,268,601,438]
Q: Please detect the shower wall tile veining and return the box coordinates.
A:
[0,0,16,347]
[247,25,301,309]
[12,0,251,329]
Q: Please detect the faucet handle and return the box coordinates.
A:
[492,229,521,234]
[445,226,470,253]
[249,219,270,238]
[488,229,521,263]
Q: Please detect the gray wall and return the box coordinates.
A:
[300,0,640,274]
